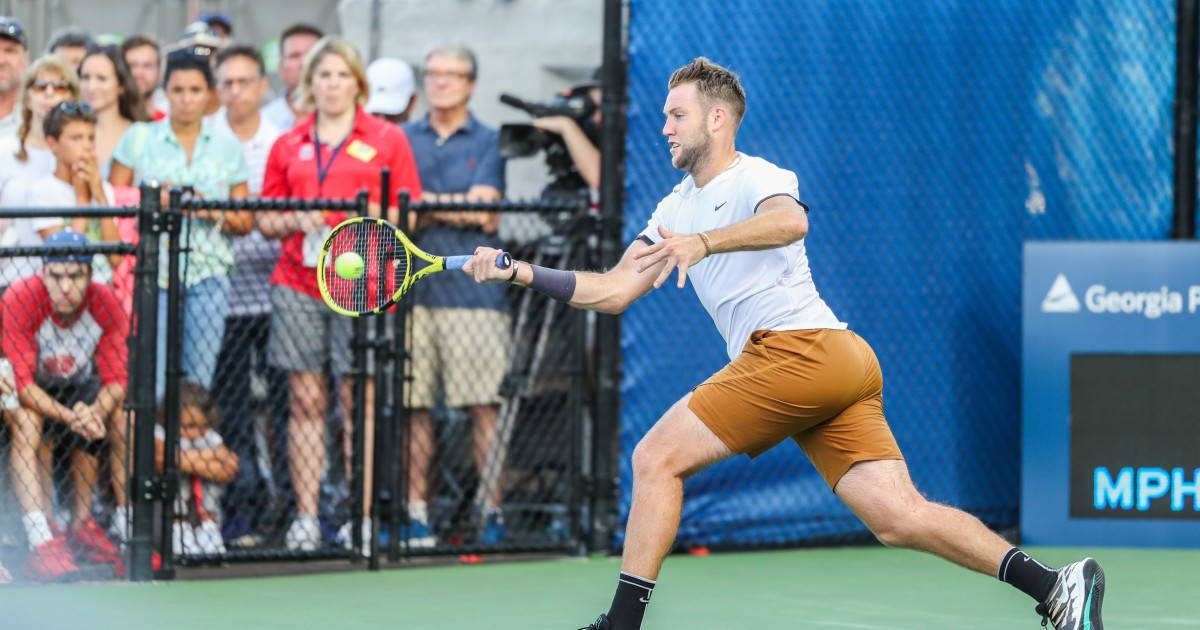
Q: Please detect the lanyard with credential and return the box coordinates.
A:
[313,130,349,191]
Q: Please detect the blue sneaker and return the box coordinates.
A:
[400,518,435,548]
[1035,557,1105,629]
[480,510,506,545]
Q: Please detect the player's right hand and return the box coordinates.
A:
[463,246,511,284]
[71,401,106,441]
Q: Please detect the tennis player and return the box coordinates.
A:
[464,57,1104,630]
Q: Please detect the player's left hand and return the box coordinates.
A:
[633,225,707,289]
[463,246,511,284]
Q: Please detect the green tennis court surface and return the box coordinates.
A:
[2,546,1196,629]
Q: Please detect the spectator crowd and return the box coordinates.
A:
[0,11,599,583]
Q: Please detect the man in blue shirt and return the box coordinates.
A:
[402,43,508,546]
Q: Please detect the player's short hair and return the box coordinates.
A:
[43,100,96,140]
[214,44,265,77]
[279,23,324,51]
[45,26,92,54]
[157,380,220,429]
[163,46,214,88]
[120,33,159,57]
[422,42,477,81]
[668,57,746,127]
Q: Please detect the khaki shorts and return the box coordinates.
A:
[406,306,510,408]
[689,328,903,489]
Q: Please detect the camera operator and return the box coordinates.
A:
[529,72,601,191]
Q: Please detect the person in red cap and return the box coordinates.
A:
[1,230,127,580]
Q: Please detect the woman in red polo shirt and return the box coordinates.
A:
[257,36,421,553]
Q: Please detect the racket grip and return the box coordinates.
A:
[444,252,512,271]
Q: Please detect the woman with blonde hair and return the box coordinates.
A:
[0,56,81,289]
[0,55,79,199]
[258,36,421,552]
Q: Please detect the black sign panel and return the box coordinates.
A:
[1069,354,1200,519]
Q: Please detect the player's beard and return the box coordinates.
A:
[672,128,713,176]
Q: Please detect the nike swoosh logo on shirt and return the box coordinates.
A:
[714,201,727,212]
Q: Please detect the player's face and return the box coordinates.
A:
[42,262,90,316]
[27,70,72,121]
[280,33,320,91]
[217,55,267,119]
[311,53,359,118]
[180,405,207,441]
[80,54,122,113]
[49,119,96,166]
[0,39,28,94]
[662,82,711,174]
[123,44,160,98]
[165,68,210,125]
[52,45,87,72]
[422,53,474,111]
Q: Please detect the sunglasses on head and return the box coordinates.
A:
[54,101,93,116]
[166,45,213,65]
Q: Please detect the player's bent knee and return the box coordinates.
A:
[630,438,679,481]
[868,498,931,549]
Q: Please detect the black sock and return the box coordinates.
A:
[998,547,1058,603]
[606,572,655,629]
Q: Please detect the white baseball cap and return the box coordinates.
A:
[365,58,416,115]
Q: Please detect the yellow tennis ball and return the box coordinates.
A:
[334,252,365,279]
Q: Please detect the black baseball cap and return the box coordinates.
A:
[0,16,27,49]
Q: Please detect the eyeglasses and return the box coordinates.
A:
[0,17,27,49]
[29,79,71,95]
[422,69,471,83]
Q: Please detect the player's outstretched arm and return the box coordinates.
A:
[464,240,666,314]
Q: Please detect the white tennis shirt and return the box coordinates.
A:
[640,153,846,360]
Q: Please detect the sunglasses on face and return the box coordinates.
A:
[30,79,71,95]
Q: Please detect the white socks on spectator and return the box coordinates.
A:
[409,500,429,525]
[22,511,53,549]
[110,506,129,542]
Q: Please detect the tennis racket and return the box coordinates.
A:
[316,216,511,317]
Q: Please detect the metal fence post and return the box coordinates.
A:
[157,186,186,578]
[369,169,393,571]
[129,183,162,581]
[349,189,371,564]
[592,0,630,553]
[389,190,412,563]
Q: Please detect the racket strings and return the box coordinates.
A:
[325,220,409,313]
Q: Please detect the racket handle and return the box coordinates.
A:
[445,252,512,271]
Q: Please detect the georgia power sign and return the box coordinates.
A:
[1040,273,1200,319]
[1023,241,1200,548]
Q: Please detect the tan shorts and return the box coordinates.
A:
[689,328,903,489]
[406,306,511,408]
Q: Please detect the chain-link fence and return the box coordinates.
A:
[0,205,137,583]
[0,180,600,583]
[619,0,1174,550]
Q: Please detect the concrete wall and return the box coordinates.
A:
[0,0,603,200]
[0,0,342,66]
[338,0,603,198]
